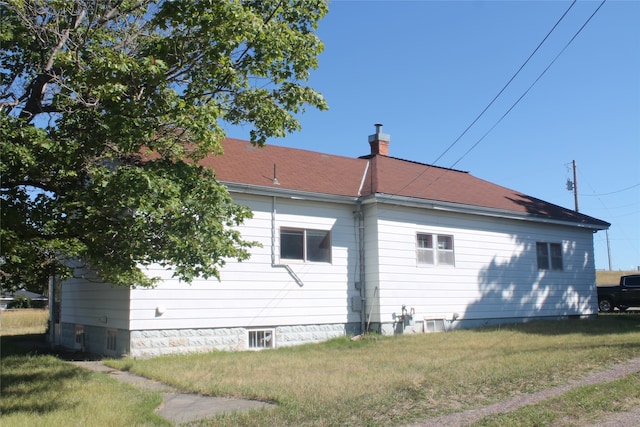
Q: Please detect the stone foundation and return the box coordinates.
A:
[370,314,598,336]
[129,322,361,358]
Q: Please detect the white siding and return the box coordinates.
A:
[61,276,130,330]
[369,204,598,325]
[60,189,602,354]
[129,194,361,331]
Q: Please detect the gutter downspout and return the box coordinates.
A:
[271,196,277,266]
[271,196,304,287]
[48,273,55,349]
[356,160,370,334]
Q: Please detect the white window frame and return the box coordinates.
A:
[280,228,332,263]
[248,329,275,350]
[416,233,455,267]
[424,318,446,333]
[536,242,563,271]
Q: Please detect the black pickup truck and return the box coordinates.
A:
[597,274,640,312]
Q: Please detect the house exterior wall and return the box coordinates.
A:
[59,273,130,355]
[125,194,361,356]
[59,192,601,357]
[367,203,598,334]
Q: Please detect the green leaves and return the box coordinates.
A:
[1,0,326,291]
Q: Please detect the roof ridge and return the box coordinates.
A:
[225,137,367,162]
[359,153,469,174]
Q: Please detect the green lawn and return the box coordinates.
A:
[0,309,163,425]
[107,315,640,426]
[3,314,640,426]
[1,354,169,427]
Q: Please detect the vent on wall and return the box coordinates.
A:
[424,318,445,333]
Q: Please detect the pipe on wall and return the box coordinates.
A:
[355,200,367,333]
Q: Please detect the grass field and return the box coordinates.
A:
[596,270,637,286]
[1,310,165,425]
[0,309,49,336]
[0,350,168,427]
[2,279,639,426]
[104,315,640,426]
[469,372,640,427]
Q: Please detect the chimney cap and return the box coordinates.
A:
[368,123,390,156]
[368,123,390,143]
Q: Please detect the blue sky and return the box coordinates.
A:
[227,0,639,271]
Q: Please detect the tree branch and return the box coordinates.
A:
[18,5,87,120]
[1,180,58,193]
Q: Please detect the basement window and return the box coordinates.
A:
[417,233,455,266]
[105,328,117,355]
[74,325,84,350]
[280,228,331,263]
[248,329,274,349]
[536,242,563,271]
[424,318,446,333]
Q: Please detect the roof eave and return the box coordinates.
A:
[366,193,610,231]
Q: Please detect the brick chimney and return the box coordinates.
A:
[368,123,390,156]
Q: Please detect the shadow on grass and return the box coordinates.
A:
[1,366,88,414]
[1,333,49,358]
[470,313,640,336]
[1,332,102,360]
[0,335,92,416]
[1,334,168,425]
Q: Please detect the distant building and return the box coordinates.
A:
[1,289,48,309]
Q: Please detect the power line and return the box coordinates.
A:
[395,1,588,196]
[581,183,640,197]
[448,0,607,170]
[431,0,577,166]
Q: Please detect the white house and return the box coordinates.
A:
[59,126,610,357]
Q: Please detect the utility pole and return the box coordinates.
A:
[571,160,579,212]
[606,230,612,271]
[567,161,613,270]
[566,160,579,212]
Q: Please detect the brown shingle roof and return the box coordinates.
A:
[199,138,609,228]
[362,155,608,226]
[199,138,367,197]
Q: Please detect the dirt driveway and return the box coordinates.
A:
[404,357,640,426]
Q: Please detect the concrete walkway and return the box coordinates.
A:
[70,361,275,425]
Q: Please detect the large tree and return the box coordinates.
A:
[0,0,328,292]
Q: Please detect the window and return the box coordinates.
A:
[417,233,455,266]
[417,234,434,264]
[536,242,563,270]
[424,318,446,333]
[74,325,84,350]
[280,228,331,262]
[625,276,640,287]
[248,329,274,349]
[105,328,117,354]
